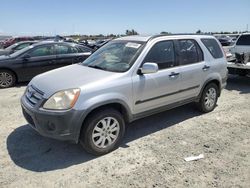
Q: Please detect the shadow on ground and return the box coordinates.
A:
[7,104,201,172]
[226,75,250,94]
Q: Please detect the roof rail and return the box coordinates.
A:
[148,33,213,41]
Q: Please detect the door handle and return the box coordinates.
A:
[74,57,82,62]
[49,60,56,64]
[169,72,180,78]
[202,65,210,71]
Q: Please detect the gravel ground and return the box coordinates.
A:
[0,75,249,188]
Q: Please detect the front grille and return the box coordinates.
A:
[25,85,44,106]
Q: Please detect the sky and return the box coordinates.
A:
[0,0,249,36]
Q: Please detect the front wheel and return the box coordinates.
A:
[197,83,219,113]
[0,70,16,88]
[80,108,126,155]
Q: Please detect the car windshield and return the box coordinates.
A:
[5,43,18,50]
[8,45,34,57]
[82,40,145,72]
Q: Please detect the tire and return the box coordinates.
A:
[0,70,16,88]
[79,108,126,155]
[197,83,219,113]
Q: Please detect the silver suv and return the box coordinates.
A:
[21,35,228,155]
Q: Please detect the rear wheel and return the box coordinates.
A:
[0,70,16,88]
[79,108,125,155]
[197,83,219,113]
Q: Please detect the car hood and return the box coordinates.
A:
[31,64,119,98]
[0,54,12,61]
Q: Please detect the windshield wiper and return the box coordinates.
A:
[87,65,106,70]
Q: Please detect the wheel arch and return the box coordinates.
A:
[76,100,132,142]
[197,78,221,101]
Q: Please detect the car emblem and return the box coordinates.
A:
[28,89,35,98]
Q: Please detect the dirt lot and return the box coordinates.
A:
[0,75,249,188]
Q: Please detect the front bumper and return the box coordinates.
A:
[21,95,84,143]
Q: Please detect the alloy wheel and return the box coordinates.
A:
[92,117,120,149]
[0,72,13,88]
[204,87,216,110]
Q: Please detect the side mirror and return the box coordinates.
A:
[23,54,30,60]
[139,62,158,74]
[82,52,92,56]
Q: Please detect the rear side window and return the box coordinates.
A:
[70,46,79,53]
[201,38,223,59]
[178,39,203,65]
[56,45,71,54]
[236,35,250,45]
[77,46,92,53]
[144,40,175,69]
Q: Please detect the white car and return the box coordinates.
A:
[226,33,250,76]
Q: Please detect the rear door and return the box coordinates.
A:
[176,39,206,100]
[132,40,182,114]
[74,45,93,63]
[55,44,74,67]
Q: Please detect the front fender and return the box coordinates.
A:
[73,93,133,142]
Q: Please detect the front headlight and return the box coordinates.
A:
[43,88,80,110]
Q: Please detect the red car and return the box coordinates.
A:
[3,37,34,48]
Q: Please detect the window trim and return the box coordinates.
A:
[175,39,204,66]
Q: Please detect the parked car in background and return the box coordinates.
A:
[79,39,112,50]
[225,33,250,76]
[0,41,93,88]
[2,36,34,48]
[0,41,38,56]
[228,33,250,55]
[21,35,227,155]
[216,35,233,46]
[92,39,112,50]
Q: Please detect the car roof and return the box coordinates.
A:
[115,34,215,42]
[15,40,38,45]
[241,33,250,36]
[114,35,152,42]
[32,41,77,47]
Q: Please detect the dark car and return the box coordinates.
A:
[93,39,112,50]
[0,41,38,56]
[2,37,34,48]
[216,35,233,46]
[79,39,112,51]
[0,42,93,88]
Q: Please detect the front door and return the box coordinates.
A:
[19,44,57,80]
[132,40,182,114]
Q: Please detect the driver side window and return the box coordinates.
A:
[144,40,175,70]
[29,45,55,57]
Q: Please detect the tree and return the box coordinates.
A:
[125,29,139,35]
[196,30,202,34]
[160,31,171,35]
